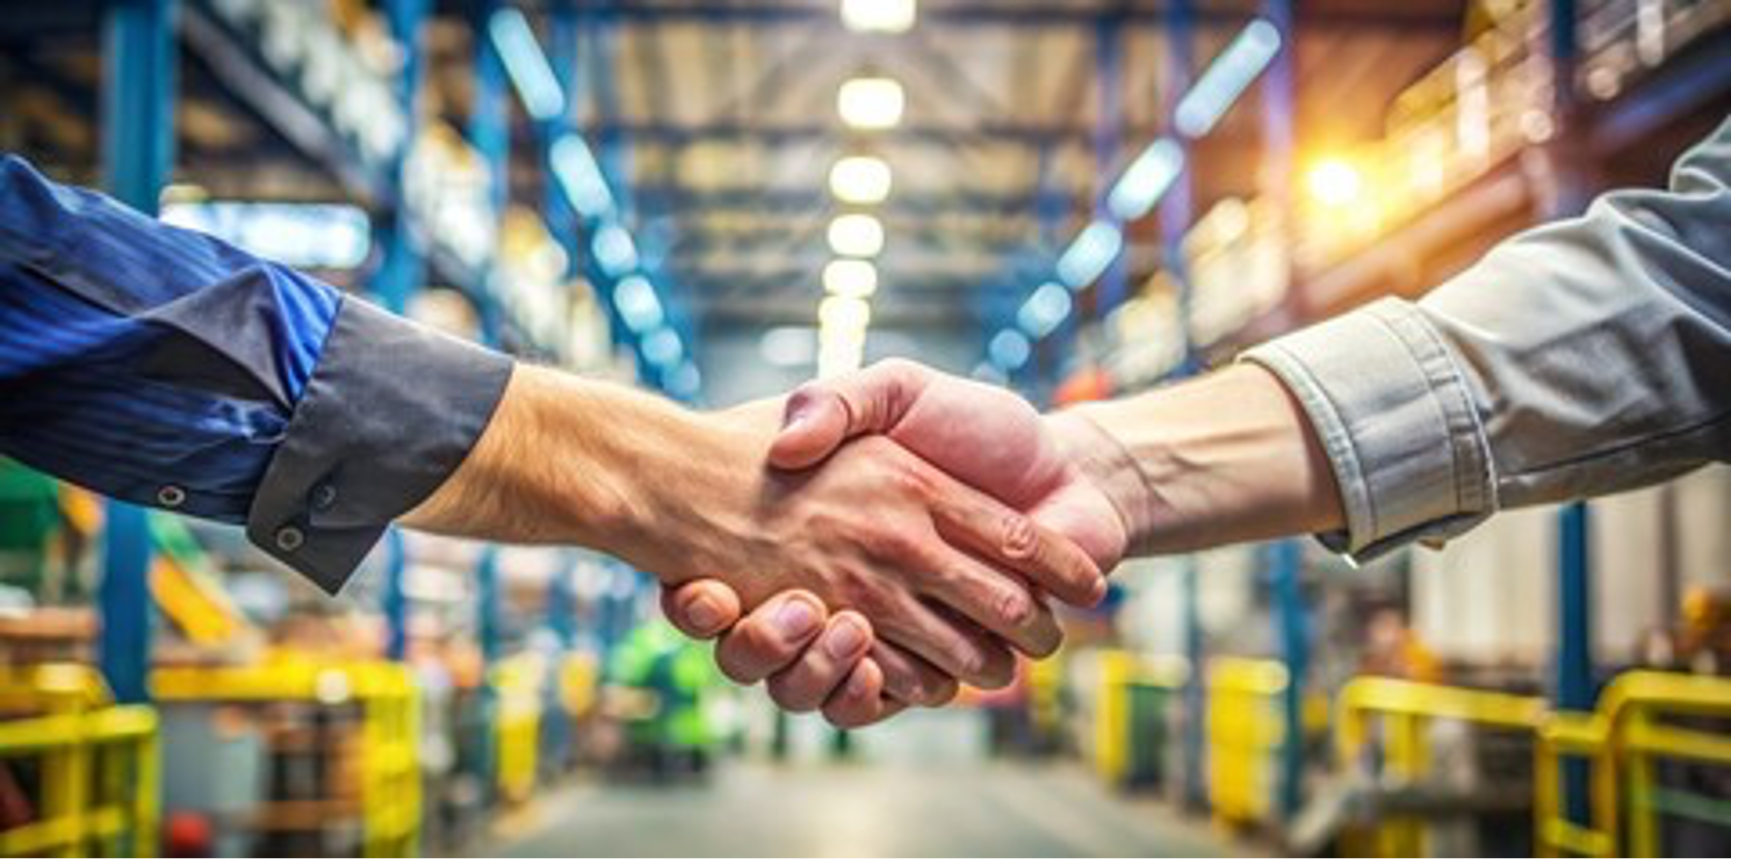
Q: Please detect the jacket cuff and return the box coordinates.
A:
[1240,297,1498,562]
[247,297,513,593]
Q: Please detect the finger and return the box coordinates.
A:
[869,641,958,707]
[928,474,1106,607]
[911,542,1063,659]
[660,579,744,639]
[822,660,910,729]
[766,612,874,712]
[769,359,929,470]
[714,592,826,684]
[873,594,1016,690]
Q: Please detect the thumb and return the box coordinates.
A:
[767,385,852,470]
[660,579,744,639]
[768,360,929,470]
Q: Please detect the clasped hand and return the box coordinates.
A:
[657,360,1130,728]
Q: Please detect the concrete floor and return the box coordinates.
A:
[474,760,1254,857]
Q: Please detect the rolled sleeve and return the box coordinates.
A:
[246,297,513,593]
[1242,297,1498,561]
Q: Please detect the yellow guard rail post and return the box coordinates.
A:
[151,657,421,857]
[1090,651,1188,788]
[1335,676,1546,856]
[1206,658,1289,828]
[1535,670,1730,857]
[0,664,160,857]
[490,652,545,804]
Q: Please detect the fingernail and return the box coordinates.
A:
[847,665,873,698]
[773,599,820,639]
[681,593,725,631]
[823,619,868,660]
[782,397,813,430]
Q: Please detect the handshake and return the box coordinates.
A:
[405,356,1340,729]
[658,360,1135,729]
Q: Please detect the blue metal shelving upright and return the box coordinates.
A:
[98,0,178,705]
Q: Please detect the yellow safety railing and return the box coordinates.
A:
[556,653,598,721]
[1535,671,1730,858]
[490,653,545,804]
[1335,676,1548,857]
[152,656,421,857]
[1206,658,1290,827]
[1090,650,1188,786]
[0,664,160,857]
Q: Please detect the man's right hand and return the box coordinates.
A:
[404,365,1106,707]
[664,360,1134,726]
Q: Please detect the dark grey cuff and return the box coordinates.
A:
[247,297,513,593]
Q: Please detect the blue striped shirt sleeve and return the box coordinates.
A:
[0,155,514,592]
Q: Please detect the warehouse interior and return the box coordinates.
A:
[0,0,1730,857]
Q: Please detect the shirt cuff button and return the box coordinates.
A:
[275,526,306,552]
[156,485,186,508]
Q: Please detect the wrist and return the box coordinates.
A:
[585,394,784,584]
[1042,410,1156,553]
[1054,364,1344,555]
[403,365,776,584]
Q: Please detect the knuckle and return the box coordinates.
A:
[716,649,760,685]
[823,701,871,729]
[999,513,1039,561]
[891,462,931,499]
[1027,636,1061,660]
[845,579,901,624]
[874,357,921,382]
[980,658,1015,689]
[997,587,1038,631]
[925,677,961,706]
[952,644,986,680]
[767,674,823,713]
[866,528,919,563]
[741,618,786,656]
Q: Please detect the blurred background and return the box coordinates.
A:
[0,0,1729,856]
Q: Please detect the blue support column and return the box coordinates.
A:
[544,0,583,277]
[1556,505,1594,712]
[477,546,502,663]
[1557,503,1595,822]
[471,0,510,215]
[99,0,177,705]
[1161,0,1198,378]
[474,545,501,802]
[374,0,428,317]
[1180,561,1206,807]
[1092,18,1128,313]
[376,0,427,659]
[1260,0,1306,822]
[1270,540,1308,818]
[470,0,508,346]
[1261,0,1297,193]
[547,554,578,650]
[1544,0,1596,826]
[587,21,627,226]
[1155,0,1210,808]
[1032,143,1066,394]
[384,529,409,661]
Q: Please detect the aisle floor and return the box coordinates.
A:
[475,759,1257,857]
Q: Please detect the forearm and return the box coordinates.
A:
[402,363,779,581]
[1050,363,1344,555]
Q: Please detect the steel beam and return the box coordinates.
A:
[1546,0,1596,829]
[376,0,427,657]
[99,0,176,706]
[554,1,1461,33]
[1093,17,1129,314]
